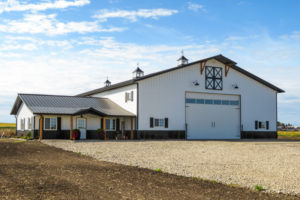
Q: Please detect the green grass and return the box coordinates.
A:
[155,168,162,172]
[13,140,26,143]
[254,184,264,191]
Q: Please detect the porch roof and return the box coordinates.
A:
[10,94,135,117]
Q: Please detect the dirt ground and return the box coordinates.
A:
[0,140,299,200]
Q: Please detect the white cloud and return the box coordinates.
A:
[187,2,205,12]
[1,35,74,50]
[94,8,178,22]
[0,43,37,51]
[280,31,300,40]
[0,13,125,35]
[0,0,90,14]
[0,36,220,96]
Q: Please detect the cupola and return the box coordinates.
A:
[177,50,188,66]
[104,77,111,87]
[133,63,144,79]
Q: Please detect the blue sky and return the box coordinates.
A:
[0,0,299,126]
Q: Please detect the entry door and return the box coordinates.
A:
[77,118,86,139]
[186,92,240,139]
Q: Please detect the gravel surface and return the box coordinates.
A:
[42,140,300,196]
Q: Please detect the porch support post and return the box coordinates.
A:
[39,116,43,140]
[130,117,134,140]
[103,117,106,140]
[70,116,73,140]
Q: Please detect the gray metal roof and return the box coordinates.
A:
[77,54,284,97]
[10,94,135,117]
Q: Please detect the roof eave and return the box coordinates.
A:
[31,112,136,117]
[77,80,137,97]
[10,95,24,115]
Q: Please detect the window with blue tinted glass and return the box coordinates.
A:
[197,99,204,104]
[230,100,239,105]
[186,98,196,104]
[222,100,229,105]
[214,100,222,105]
[205,99,213,104]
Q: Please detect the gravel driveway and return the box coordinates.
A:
[42,140,300,196]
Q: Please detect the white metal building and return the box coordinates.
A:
[11,54,284,140]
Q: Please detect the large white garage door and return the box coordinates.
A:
[186,92,240,139]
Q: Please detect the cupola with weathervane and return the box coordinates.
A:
[104,77,111,87]
[132,63,144,79]
[177,50,189,66]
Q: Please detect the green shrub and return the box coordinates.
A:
[26,132,32,138]
[254,184,264,191]
[19,135,33,140]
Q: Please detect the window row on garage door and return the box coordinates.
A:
[185,98,239,106]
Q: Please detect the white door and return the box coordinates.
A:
[77,118,86,139]
[186,92,240,139]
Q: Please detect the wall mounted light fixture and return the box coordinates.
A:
[232,84,239,89]
[193,81,200,86]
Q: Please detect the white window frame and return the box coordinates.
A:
[77,118,86,129]
[154,118,165,127]
[44,117,57,131]
[28,117,33,130]
[105,118,116,131]
[20,118,25,130]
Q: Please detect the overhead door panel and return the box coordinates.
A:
[186,92,240,139]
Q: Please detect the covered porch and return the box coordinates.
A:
[36,112,136,140]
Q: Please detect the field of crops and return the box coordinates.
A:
[278,131,300,137]
[278,131,300,140]
[0,123,16,128]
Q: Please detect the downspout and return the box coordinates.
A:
[15,115,17,137]
[136,82,139,131]
[276,92,278,138]
[33,116,35,139]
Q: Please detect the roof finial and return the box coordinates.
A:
[137,62,139,68]
[181,49,184,57]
